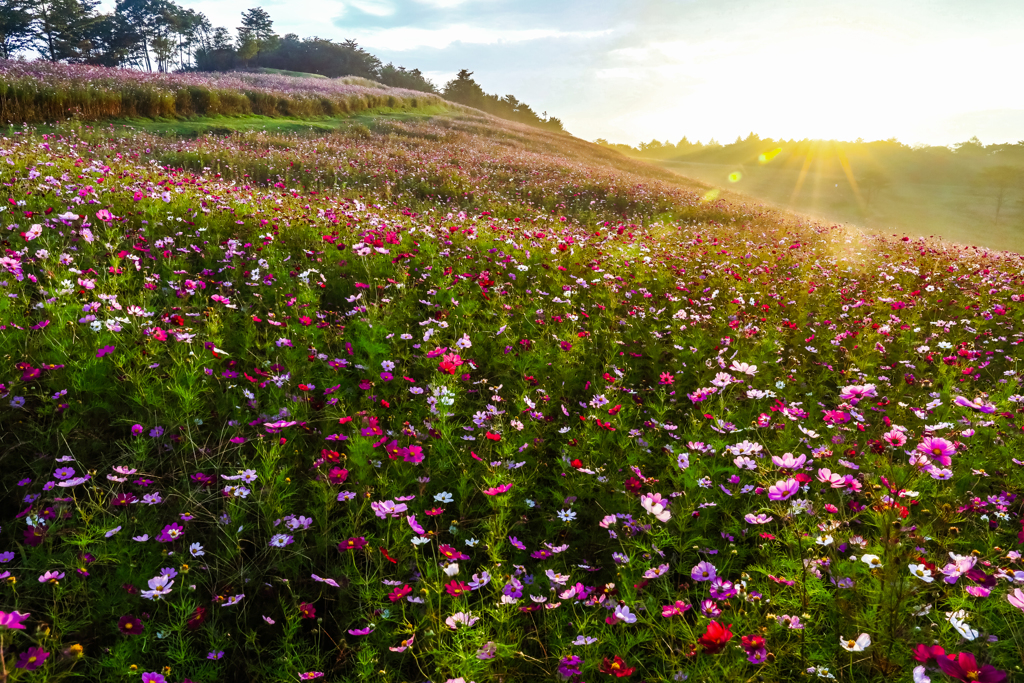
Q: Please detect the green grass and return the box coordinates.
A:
[247,67,329,79]
[78,104,459,137]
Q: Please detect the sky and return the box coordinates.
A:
[147,0,1024,147]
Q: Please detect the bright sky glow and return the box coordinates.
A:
[130,0,1024,146]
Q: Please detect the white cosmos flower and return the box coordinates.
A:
[861,554,883,568]
[908,563,934,583]
[946,610,978,640]
[840,633,871,651]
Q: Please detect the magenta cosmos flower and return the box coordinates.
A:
[917,437,956,466]
[768,479,800,501]
[935,652,1007,683]
[338,536,367,552]
[16,647,49,670]
[0,610,30,629]
[118,614,143,635]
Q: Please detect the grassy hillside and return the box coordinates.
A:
[0,59,456,124]
[247,68,330,80]
[657,158,1024,253]
[611,138,1024,253]
[0,94,1023,683]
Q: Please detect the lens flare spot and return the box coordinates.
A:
[758,147,782,164]
[728,171,742,183]
[701,189,720,202]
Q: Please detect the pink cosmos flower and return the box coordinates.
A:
[348,626,374,636]
[0,610,30,630]
[1007,588,1024,611]
[389,633,415,652]
[407,514,425,535]
[691,561,717,582]
[39,570,65,584]
[883,429,908,448]
[839,384,877,404]
[817,468,846,488]
[444,611,478,629]
[917,437,956,466]
[640,492,671,522]
[768,478,799,501]
[772,453,806,469]
[744,513,773,524]
[661,600,691,617]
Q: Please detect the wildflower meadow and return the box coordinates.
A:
[0,66,1023,683]
[0,59,451,124]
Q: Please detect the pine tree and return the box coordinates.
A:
[31,0,99,62]
[442,69,487,110]
[238,7,274,62]
[0,0,34,58]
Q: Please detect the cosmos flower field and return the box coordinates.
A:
[1,105,1023,683]
[0,59,448,124]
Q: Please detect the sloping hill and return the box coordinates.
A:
[0,59,455,123]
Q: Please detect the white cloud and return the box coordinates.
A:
[356,25,611,50]
[346,0,396,17]
[412,0,473,7]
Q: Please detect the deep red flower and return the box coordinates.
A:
[444,580,471,597]
[338,536,367,552]
[112,491,137,507]
[935,652,1006,683]
[600,655,635,677]
[298,602,316,619]
[186,606,207,630]
[23,526,45,547]
[912,644,945,663]
[741,635,765,653]
[388,584,412,602]
[698,620,733,654]
[118,614,143,635]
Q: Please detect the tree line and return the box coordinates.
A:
[0,2,566,132]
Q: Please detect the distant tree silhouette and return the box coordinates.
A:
[975,165,1023,221]
[858,168,891,208]
[442,69,487,109]
[442,69,563,132]
[238,7,274,62]
[954,136,986,156]
[379,62,437,93]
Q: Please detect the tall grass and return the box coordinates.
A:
[0,59,452,123]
